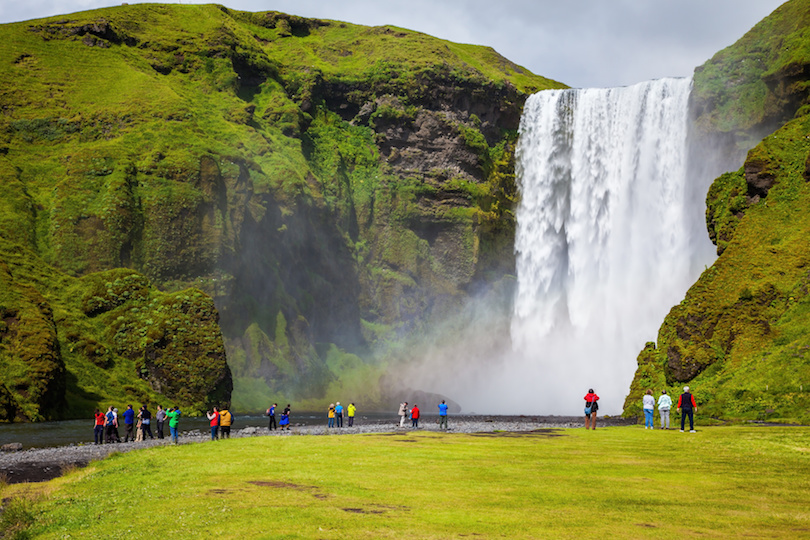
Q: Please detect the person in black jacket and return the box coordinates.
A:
[677,386,697,432]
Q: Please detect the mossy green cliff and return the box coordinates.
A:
[625,0,810,424]
[0,4,563,419]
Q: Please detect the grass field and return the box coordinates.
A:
[2,425,809,539]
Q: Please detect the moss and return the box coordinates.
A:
[627,113,810,424]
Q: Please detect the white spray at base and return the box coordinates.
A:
[504,77,712,415]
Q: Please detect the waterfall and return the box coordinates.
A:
[509,77,713,414]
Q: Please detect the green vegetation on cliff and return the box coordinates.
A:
[626,0,810,423]
[0,4,563,419]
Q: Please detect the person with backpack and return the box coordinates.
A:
[219,407,233,438]
[104,406,119,443]
[584,389,599,430]
[266,403,277,431]
[677,386,697,432]
[140,405,154,439]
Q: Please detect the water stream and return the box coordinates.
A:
[507,77,715,414]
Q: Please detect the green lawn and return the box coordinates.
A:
[2,426,809,539]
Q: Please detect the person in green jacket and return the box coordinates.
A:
[166,407,182,444]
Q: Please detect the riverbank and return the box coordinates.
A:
[0,415,634,483]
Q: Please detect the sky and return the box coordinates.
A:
[0,0,787,88]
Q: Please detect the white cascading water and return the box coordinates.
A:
[507,77,711,414]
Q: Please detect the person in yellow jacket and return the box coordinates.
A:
[219,408,233,439]
[347,403,356,427]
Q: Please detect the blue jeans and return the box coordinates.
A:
[328,418,334,428]
[210,426,218,440]
[170,426,179,443]
[644,409,654,428]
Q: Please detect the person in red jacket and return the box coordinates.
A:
[206,407,220,440]
[584,389,599,430]
[677,386,698,432]
[410,404,420,429]
[93,409,105,445]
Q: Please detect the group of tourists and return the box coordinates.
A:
[265,403,292,431]
[584,386,699,432]
[397,400,449,429]
[642,386,698,432]
[326,402,357,428]
[205,406,234,441]
[93,404,183,444]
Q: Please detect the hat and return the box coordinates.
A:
[683,386,690,392]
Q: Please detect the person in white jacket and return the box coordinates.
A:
[643,390,656,429]
[657,390,673,429]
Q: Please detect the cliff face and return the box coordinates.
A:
[0,4,563,418]
[625,0,810,423]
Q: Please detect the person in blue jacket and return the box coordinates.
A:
[438,400,449,430]
[123,405,136,442]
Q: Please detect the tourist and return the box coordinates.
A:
[166,406,182,444]
[267,403,277,431]
[347,402,356,427]
[327,404,336,428]
[584,389,599,430]
[398,402,408,427]
[156,405,166,439]
[123,404,135,442]
[219,407,233,438]
[438,400,448,430]
[677,386,697,433]
[335,402,344,427]
[140,405,154,439]
[112,408,121,441]
[657,390,672,430]
[93,408,105,445]
[643,389,655,429]
[207,407,220,440]
[279,408,290,430]
[105,406,119,443]
[411,404,420,428]
[134,415,144,442]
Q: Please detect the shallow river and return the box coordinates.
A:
[0,412,398,449]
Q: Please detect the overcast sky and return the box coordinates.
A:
[0,0,787,88]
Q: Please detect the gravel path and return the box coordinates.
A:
[0,415,633,484]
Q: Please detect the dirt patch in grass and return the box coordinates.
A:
[248,480,312,490]
[469,429,566,438]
